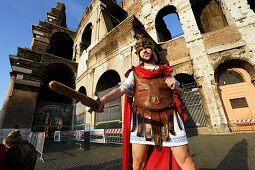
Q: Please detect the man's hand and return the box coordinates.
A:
[93,98,105,113]
[165,77,176,90]
[91,87,128,113]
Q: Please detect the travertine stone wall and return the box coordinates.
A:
[160,36,193,75]
[3,0,255,136]
[74,0,255,133]
[180,2,231,133]
[75,16,148,126]
[1,84,38,129]
[221,0,255,63]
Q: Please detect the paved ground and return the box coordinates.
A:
[35,132,255,170]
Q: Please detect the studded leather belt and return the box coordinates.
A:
[131,106,183,151]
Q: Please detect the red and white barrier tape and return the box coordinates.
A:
[234,119,255,123]
[105,129,123,134]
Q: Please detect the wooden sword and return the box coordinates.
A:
[49,80,100,112]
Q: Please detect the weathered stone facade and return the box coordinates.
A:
[1,0,255,139]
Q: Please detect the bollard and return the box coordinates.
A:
[83,131,90,150]
[83,123,90,150]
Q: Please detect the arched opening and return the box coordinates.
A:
[215,59,255,83]
[215,60,255,131]
[218,70,245,86]
[175,73,207,129]
[75,86,87,104]
[96,70,121,93]
[33,64,75,137]
[80,23,92,52]
[190,0,228,33]
[155,6,184,42]
[48,32,74,60]
[74,86,87,130]
[78,86,87,95]
[95,70,121,129]
[247,0,255,13]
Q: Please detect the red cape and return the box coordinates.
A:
[122,65,187,170]
[0,144,6,167]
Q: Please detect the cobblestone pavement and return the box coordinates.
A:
[35,132,255,170]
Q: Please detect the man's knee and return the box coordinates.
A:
[132,159,146,170]
[132,144,148,170]
[132,152,146,169]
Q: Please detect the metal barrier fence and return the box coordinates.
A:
[229,119,255,132]
[96,86,122,129]
[182,82,207,128]
[54,129,123,145]
[28,132,46,162]
[105,129,123,144]
[54,130,84,150]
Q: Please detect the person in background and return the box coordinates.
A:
[14,125,19,132]
[2,130,37,170]
[0,142,6,168]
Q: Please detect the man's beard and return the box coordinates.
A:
[139,53,154,63]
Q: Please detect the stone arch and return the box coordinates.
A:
[175,73,207,129]
[33,63,75,136]
[38,63,75,103]
[175,73,196,88]
[95,70,121,93]
[215,60,255,131]
[80,23,92,53]
[155,5,183,42]
[190,0,228,33]
[78,86,87,95]
[214,59,255,86]
[75,86,87,130]
[95,70,122,129]
[48,32,74,60]
[75,86,87,104]
[247,0,255,13]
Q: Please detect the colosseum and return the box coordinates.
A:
[1,0,255,139]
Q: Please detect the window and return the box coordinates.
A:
[230,97,248,109]
[219,70,244,86]
[155,6,183,42]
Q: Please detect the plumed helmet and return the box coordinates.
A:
[134,34,158,63]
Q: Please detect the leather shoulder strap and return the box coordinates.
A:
[125,68,134,78]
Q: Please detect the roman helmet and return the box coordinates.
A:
[134,34,158,63]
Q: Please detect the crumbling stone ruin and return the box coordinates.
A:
[1,0,255,139]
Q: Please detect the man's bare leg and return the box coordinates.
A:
[132,143,149,170]
[171,144,196,170]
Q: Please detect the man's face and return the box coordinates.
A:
[139,47,153,63]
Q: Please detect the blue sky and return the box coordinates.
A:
[0,0,93,108]
[0,0,182,109]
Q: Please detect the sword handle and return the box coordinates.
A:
[88,98,100,112]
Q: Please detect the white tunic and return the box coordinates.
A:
[121,65,188,147]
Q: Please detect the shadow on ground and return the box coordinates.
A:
[216,139,248,170]
[198,139,248,170]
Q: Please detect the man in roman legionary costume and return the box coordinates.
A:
[97,35,196,170]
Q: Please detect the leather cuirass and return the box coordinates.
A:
[133,70,174,111]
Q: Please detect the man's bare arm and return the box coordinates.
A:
[173,86,184,97]
[96,86,129,112]
[165,77,184,97]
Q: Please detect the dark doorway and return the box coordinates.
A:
[175,73,207,129]
[190,0,228,33]
[95,70,122,129]
[48,32,74,60]
[33,64,75,137]
[247,0,255,13]
[80,23,92,52]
